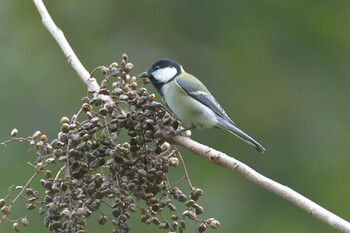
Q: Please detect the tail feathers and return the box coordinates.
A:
[217,118,265,153]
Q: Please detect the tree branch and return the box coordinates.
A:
[32,0,350,232]
[33,0,99,94]
[162,134,350,232]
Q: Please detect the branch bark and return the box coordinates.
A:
[33,0,350,232]
[33,0,99,94]
[162,134,350,232]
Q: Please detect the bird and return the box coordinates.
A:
[138,58,265,153]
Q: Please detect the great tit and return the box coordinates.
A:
[138,58,265,153]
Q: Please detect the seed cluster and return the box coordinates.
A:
[0,54,220,233]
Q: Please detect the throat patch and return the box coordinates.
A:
[151,79,165,99]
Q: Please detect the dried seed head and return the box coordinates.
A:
[191,188,204,201]
[124,63,134,72]
[167,203,176,211]
[13,222,20,232]
[185,200,195,207]
[0,199,5,208]
[44,170,52,179]
[125,74,131,82]
[180,219,186,229]
[21,217,29,226]
[152,217,160,225]
[209,219,220,229]
[41,135,48,141]
[32,130,42,139]
[159,221,170,229]
[176,192,187,202]
[82,96,90,103]
[75,208,85,217]
[60,117,70,125]
[99,88,110,95]
[122,53,128,62]
[161,142,170,151]
[60,208,71,218]
[198,223,207,233]
[38,207,44,215]
[168,157,179,167]
[194,204,204,215]
[27,55,214,233]
[50,221,62,230]
[100,79,108,88]
[110,62,119,68]
[1,206,10,215]
[98,215,108,225]
[53,149,63,158]
[58,132,68,142]
[143,77,150,84]
[148,94,156,102]
[183,210,195,220]
[60,123,70,133]
[82,103,93,112]
[171,221,179,231]
[35,162,45,172]
[11,128,18,137]
[99,107,108,116]
[130,82,138,90]
[100,66,109,75]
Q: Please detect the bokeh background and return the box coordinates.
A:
[1,1,350,232]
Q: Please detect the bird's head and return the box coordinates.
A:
[138,58,183,84]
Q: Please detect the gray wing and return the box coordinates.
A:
[175,73,235,124]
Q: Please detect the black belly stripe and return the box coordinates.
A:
[151,79,165,99]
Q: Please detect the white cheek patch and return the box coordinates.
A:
[152,67,177,83]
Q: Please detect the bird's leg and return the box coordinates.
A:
[149,101,177,118]
[174,126,195,136]
[149,101,193,136]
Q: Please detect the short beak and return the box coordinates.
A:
[138,71,150,78]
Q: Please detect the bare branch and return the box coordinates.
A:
[33,0,99,94]
[32,0,350,232]
[162,134,350,232]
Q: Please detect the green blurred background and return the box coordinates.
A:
[1,1,350,232]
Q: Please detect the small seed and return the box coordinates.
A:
[124,63,134,72]
[1,206,10,215]
[99,215,108,225]
[13,222,20,232]
[40,135,48,141]
[0,199,5,208]
[168,157,179,167]
[60,117,70,124]
[60,123,69,133]
[82,103,93,112]
[11,128,18,137]
[209,219,220,229]
[21,217,29,226]
[198,223,207,233]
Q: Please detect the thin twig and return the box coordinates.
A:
[0,137,31,147]
[1,172,39,221]
[175,149,193,189]
[10,172,38,205]
[54,164,66,181]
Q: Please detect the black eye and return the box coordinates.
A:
[154,66,160,70]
